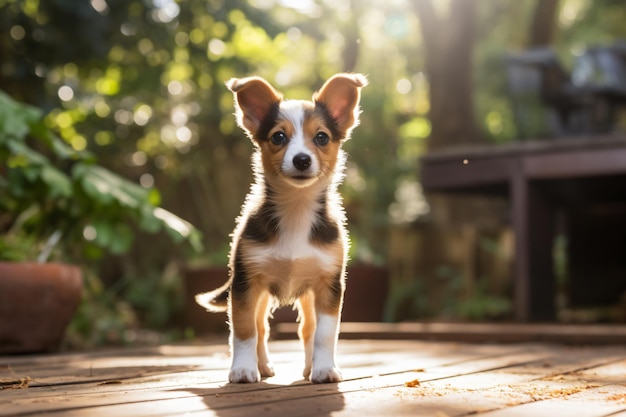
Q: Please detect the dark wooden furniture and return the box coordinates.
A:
[420,135,626,322]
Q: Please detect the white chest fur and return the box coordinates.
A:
[247,199,338,272]
[241,187,344,301]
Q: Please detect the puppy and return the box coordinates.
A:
[196,73,367,384]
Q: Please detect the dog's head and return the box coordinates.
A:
[226,73,367,188]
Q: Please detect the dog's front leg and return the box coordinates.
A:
[311,311,342,383]
[310,272,344,384]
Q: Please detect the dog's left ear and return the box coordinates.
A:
[313,73,368,136]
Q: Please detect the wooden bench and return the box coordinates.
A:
[420,135,626,321]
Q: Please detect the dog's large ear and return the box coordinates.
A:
[313,73,368,137]
[226,77,282,138]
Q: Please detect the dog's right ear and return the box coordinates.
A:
[226,77,282,139]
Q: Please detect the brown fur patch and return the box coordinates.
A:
[255,291,272,352]
[297,291,316,347]
[230,297,257,341]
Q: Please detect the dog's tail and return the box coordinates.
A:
[195,279,230,313]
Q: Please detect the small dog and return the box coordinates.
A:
[196,73,367,384]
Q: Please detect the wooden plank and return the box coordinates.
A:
[0,341,529,414]
[474,385,626,417]
[273,322,626,344]
[524,147,626,179]
[1,341,624,417]
[421,135,626,163]
[321,383,626,417]
[0,345,231,388]
[0,341,535,416]
[284,352,626,417]
[420,156,513,192]
[157,355,625,417]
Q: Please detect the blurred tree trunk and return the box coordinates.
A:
[529,0,561,47]
[411,0,483,150]
[342,0,361,72]
[411,0,507,304]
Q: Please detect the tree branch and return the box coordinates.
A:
[529,0,561,47]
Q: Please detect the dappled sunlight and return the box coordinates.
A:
[388,179,430,224]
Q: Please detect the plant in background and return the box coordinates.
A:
[1,91,204,348]
[0,90,202,263]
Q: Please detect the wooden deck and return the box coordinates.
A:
[2,330,626,417]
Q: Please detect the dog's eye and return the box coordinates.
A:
[270,132,287,146]
[314,132,329,146]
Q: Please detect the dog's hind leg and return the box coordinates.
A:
[297,291,316,380]
[229,258,262,383]
[229,298,260,383]
[256,291,275,378]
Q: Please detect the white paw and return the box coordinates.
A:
[229,367,261,383]
[310,367,342,384]
[259,362,275,378]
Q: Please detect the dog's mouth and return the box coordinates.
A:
[282,173,319,188]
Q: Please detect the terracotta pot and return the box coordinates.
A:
[183,266,230,335]
[341,264,389,322]
[0,262,82,354]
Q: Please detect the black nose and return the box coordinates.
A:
[293,153,312,171]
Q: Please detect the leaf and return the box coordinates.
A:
[75,164,150,209]
[153,207,203,252]
[41,166,72,198]
[80,173,114,205]
[93,221,113,248]
[138,206,163,234]
[6,140,49,165]
[20,166,39,183]
[0,91,42,141]
[109,224,133,254]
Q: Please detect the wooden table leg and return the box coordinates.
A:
[511,173,557,321]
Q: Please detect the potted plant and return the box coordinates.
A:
[0,91,202,353]
[182,253,231,336]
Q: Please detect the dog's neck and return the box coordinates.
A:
[263,174,328,219]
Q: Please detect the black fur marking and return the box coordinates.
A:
[314,102,342,141]
[255,101,281,142]
[328,271,344,309]
[310,195,339,244]
[231,248,250,298]
[242,200,279,243]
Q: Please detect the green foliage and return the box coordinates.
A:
[456,290,512,321]
[385,266,512,322]
[2,0,625,336]
[0,91,202,262]
[383,279,429,322]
